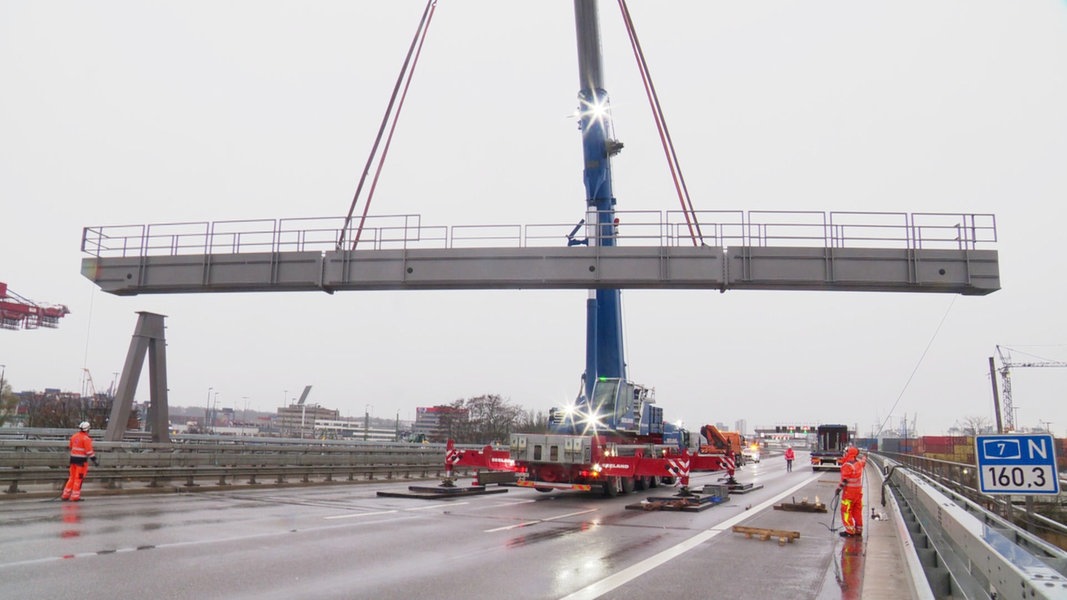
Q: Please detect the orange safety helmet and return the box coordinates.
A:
[844,446,859,460]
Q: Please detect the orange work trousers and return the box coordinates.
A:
[840,492,863,535]
[62,462,89,501]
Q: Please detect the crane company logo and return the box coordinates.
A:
[601,463,630,470]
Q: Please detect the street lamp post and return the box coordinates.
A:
[205,386,213,433]
[301,402,307,438]
[364,404,372,441]
[212,391,220,433]
[0,364,6,424]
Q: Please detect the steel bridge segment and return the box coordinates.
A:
[81,245,1000,296]
[79,211,1000,296]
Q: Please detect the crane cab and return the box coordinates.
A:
[548,377,662,437]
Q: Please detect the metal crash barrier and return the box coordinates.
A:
[876,455,1067,600]
[0,437,481,495]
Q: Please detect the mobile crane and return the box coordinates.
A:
[451,1,725,495]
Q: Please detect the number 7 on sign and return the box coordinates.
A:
[982,439,1021,460]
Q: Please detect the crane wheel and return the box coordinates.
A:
[602,477,621,497]
[621,477,635,494]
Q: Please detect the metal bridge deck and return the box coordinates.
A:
[80,210,999,296]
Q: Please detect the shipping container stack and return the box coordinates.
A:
[1059,438,1067,473]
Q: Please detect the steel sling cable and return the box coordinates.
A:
[617,0,704,246]
[353,1,439,251]
[338,0,438,250]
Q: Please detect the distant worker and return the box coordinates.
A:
[836,446,866,537]
[61,421,98,502]
[784,446,795,472]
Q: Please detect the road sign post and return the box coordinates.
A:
[975,434,1060,495]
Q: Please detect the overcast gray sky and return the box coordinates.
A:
[2,1,1065,437]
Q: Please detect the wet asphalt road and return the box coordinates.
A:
[1,453,866,600]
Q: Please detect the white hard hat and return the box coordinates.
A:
[78,421,90,431]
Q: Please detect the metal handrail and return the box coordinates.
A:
[81,210,998,258]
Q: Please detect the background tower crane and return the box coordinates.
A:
[994,345,1067,432]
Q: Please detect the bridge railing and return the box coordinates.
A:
[81,210,997,258]
[875,453,1067,599]
[0,437,486,495]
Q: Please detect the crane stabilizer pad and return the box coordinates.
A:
[624,493,727,512]
[773,498,827,513]
[377,485,508,500]
[726,482,764,494]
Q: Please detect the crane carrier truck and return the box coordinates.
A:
[450,1,726,495]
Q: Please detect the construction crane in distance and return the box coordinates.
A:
[993,345,1067,432]
[0,282,70,330]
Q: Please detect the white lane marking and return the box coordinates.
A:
[324,500,472,519]
[560,473,822,600]
[0,513,426,570]
[484,508,599,533]
[323,509,398,520]
[403,501,470,511]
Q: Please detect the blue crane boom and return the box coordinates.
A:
[546,0,672,443]
[575,0,626,398]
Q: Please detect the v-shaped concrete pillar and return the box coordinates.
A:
[104,312,170,442]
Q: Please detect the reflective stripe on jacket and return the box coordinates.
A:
[841,459,865,489]
[69,431,95,459]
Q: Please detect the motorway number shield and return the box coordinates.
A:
[975,434,1060,495]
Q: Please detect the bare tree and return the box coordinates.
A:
[959,415,992,436]
[0,380,16,427]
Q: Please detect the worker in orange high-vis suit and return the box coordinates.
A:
[836,446,866,537]
[61,421,98,501]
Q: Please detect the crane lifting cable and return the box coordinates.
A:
[338,0,438,250]
[617,0,704,246]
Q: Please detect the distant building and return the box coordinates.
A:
[275,403,339,438]
[314,418,399,442]
[414,406,468,442]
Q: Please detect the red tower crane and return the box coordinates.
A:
[0,282,70,330]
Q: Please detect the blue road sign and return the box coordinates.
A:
[976,434,1060,495]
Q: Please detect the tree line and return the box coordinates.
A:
[0,382,546,444]
[426,394,550,443]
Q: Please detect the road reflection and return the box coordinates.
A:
[831,537,865,599]
[60,503,81,539]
